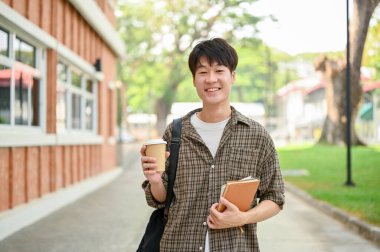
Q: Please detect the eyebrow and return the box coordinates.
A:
[196,62,223,68]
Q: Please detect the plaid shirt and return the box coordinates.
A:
[142,107,285,251]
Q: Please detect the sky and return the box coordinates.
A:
[251,0,351,55]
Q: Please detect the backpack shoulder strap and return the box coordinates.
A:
[164,118,182,218]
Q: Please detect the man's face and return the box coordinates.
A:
[193,57,236,107]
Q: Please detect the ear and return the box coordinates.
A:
[231,71,236,84]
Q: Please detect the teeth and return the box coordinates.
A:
[207,88,219,92]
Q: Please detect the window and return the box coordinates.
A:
[0,64,11,124]
[14,37,35,67]
[0,26,42,127]
[0,28,9,57]
[56,62,68,130]
[84,79,95,130]
[56,61,97,133]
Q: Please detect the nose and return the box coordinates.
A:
[206,72,217,83]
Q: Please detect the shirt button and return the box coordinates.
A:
[203,221,207,226]
[199,246,203,250]
[211,164,215,169]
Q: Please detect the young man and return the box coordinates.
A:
[140,38,284,251]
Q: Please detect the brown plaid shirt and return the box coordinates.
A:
[142,107,285,251]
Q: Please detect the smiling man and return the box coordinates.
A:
[140,38,285,251]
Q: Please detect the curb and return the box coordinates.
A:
[285,182,380,248]
[0,167,123,242]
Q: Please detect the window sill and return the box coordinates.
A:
[0,130,104,147]
[56,133,103,145]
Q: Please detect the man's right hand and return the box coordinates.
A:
[140,145,169,203]
[140,145,170,184]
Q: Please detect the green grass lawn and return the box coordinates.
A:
[277,144,380,226]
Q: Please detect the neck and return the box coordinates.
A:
[198,103,231,123]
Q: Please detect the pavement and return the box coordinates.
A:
[0,142,379,252]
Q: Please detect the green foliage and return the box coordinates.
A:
[176,43,301,111]
[176,78,200,102]
[116,0,275,114]
[363,7,380,79]
[278,144,380,226]
[116,0,313,120]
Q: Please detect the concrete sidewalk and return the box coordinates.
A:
[0,142,379,251]
[258,192,379,251]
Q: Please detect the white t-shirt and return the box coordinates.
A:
[190,113,229,157]
[190,113,230,252]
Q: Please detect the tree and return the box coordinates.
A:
[175,42,293,106]
[314,0,380,145]
[117,0,264,135]
[363,6,380,79]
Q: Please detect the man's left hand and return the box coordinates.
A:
[207,197,248,229]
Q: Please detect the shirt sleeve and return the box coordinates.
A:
[257,134,285,209]
[141,172,168,209]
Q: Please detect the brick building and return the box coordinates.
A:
[0,0,124,213]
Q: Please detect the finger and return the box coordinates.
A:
[141,156,157,164]
[141,156,158,169]
[207,215,221,229]
[210,202,221,213]
[207,215,216,228]
[142,164,156,170]
[142,161,158,170]
[165,151,170,159]
[219,197,239,211]
[209,209,223,224]
[208,212,217,223]
[143,169,158,176]
[209,203,220,216]
[140,145,147,156]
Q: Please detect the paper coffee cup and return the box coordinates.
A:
[145,139,167,172]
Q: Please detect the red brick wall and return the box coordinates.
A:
[2,0,11,6]
[96,0,116,26]
[26,147,39,202]
[56,0,65,42]
[0,0,118,212]
[63,146,71,187]
[46,49,57,134]
[39,146,50,196]
[0,148,10,211]
[54,146,63,190]
[78,146,84,181]
[11,148,26,208]
[7,0,107,65]
[41,0,52,34]
[12,0,27,17]
[27,0,40,26]
[63,3,72,48]
[0,145,105,211]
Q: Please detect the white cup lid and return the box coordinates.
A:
[145,139,167,145]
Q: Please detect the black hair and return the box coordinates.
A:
[188,38,238,77]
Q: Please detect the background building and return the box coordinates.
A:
[0,0,124,213]
[275,76,380,144]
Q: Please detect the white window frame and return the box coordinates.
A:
[0,3,104,147]
[0,24,47,133]
[56,59,98,135]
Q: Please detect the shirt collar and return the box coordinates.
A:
[182,106,251,127]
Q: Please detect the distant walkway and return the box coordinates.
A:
[0,142,379,251]
[258,192,379,251]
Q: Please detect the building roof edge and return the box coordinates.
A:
[68,0,125,58]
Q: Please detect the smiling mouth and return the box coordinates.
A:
[205,88,221,92]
